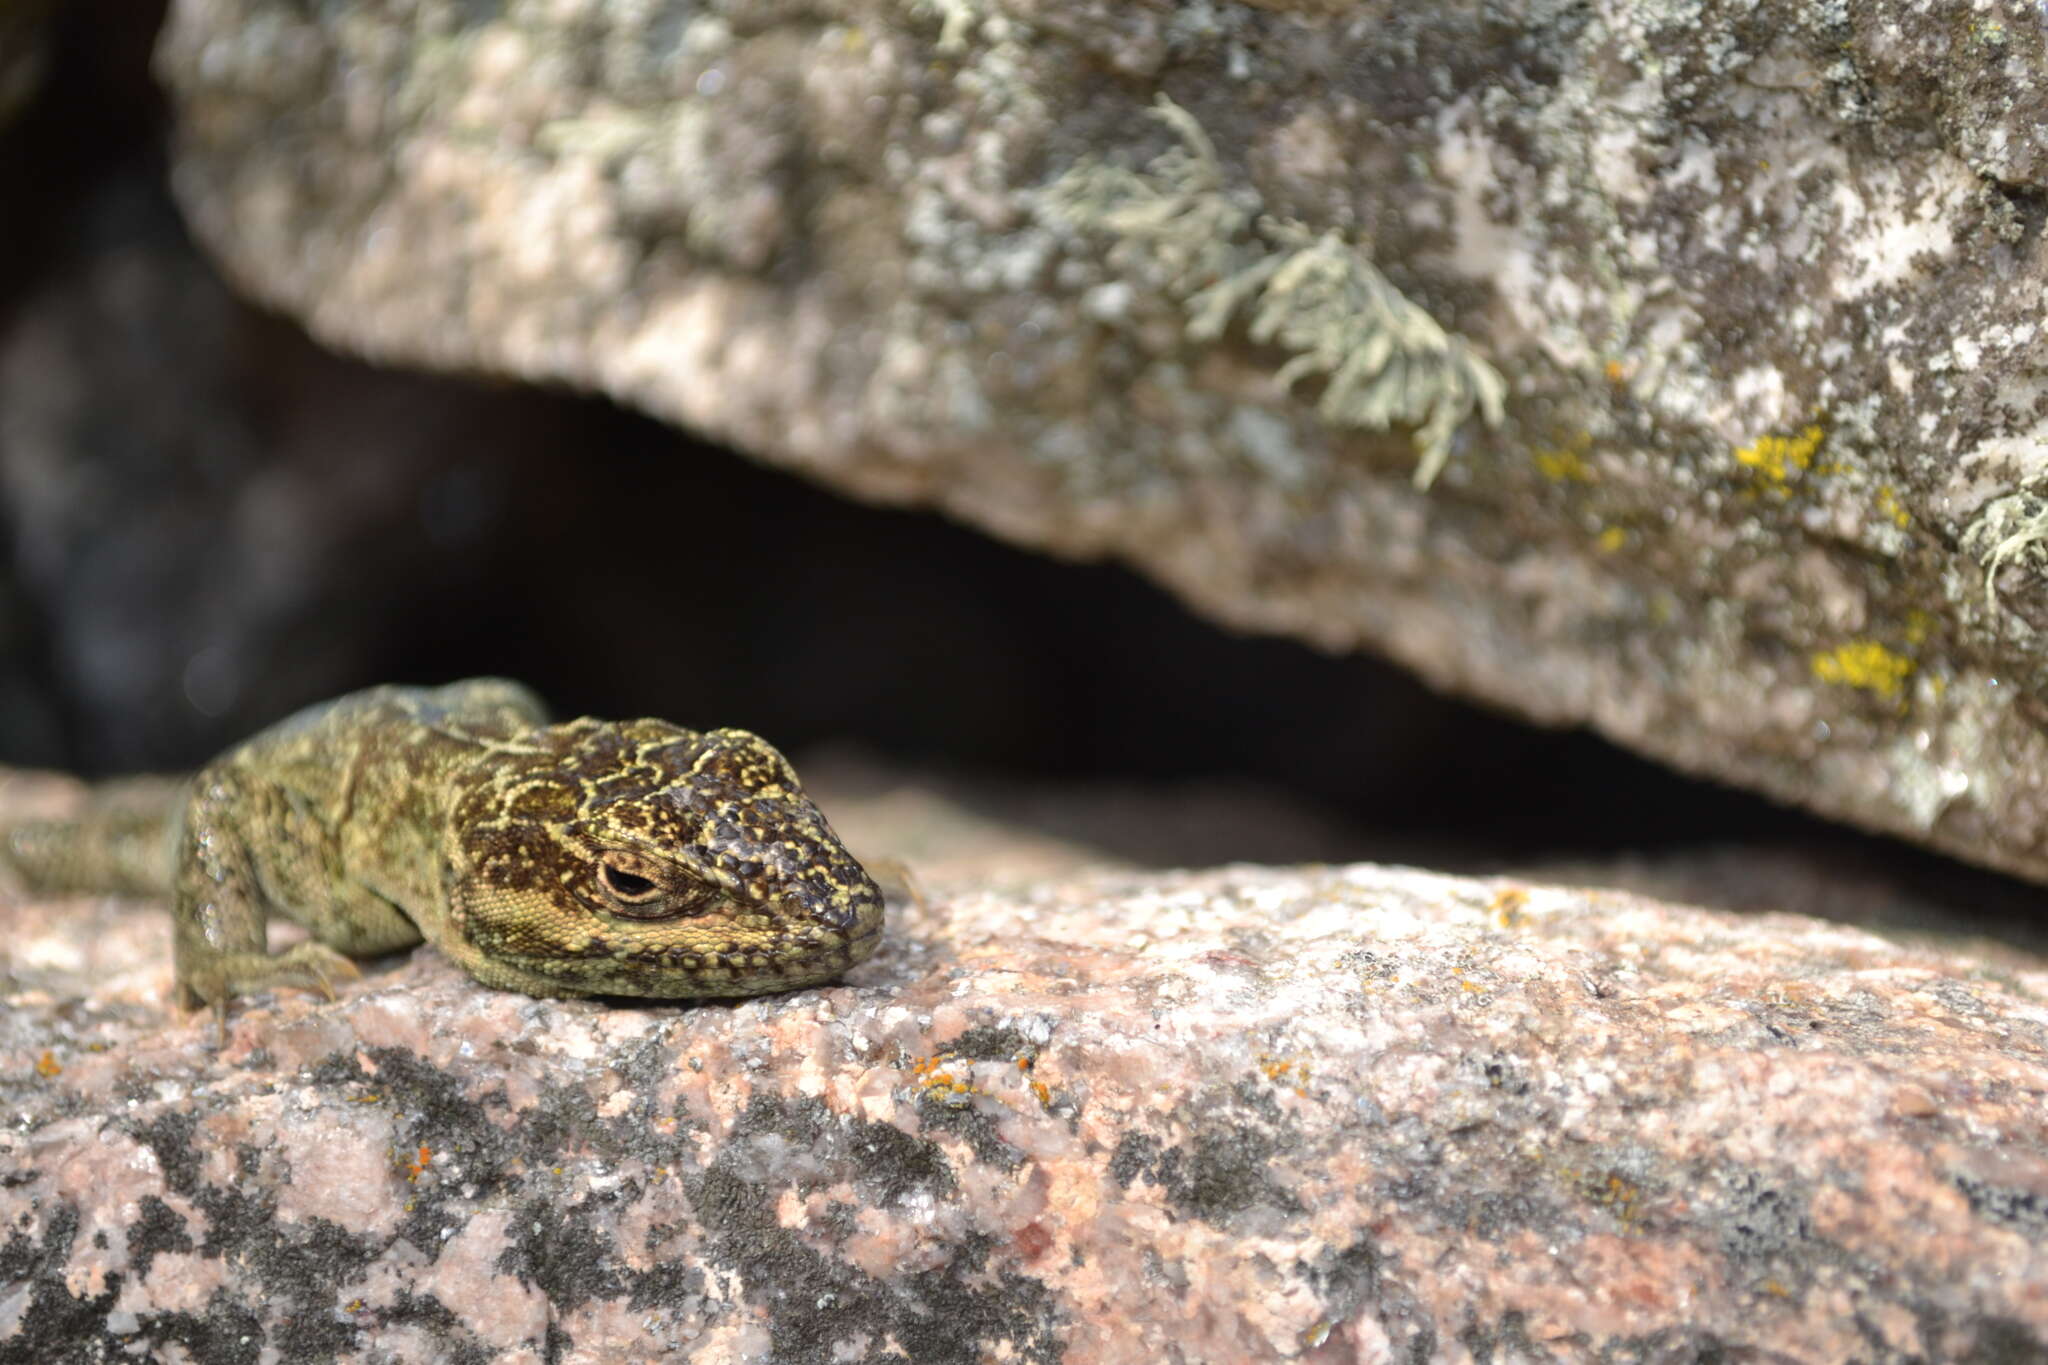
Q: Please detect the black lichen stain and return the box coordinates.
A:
[130,1292,268,1365]
[1950,1317,2048,1364]
[1954,1171,2048,1242]
[1109,1117,1302,1225]
[681,1094,1063,1365]
[730,1094,958,1207]
[189,1147,380,1362]
[125,1195,193,1281]
[496,1194,628,1311]
[943,1024,1037,1064]
[1710,1167,1818,1298]
[0,1195,285,1365]
[1162,1126,1305,1222]
[916,1090,1024,1173]
[307,1045,525,1256]
[380,1290,497,1365]
[688,1160,1063,1365]
[0,1205,115,1365]
[1106,1131,1159,1190]
[128,1110,203,1195]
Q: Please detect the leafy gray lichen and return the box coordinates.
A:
[1963,491,2048,613]
[1040,96,1506,489]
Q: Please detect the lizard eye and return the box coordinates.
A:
[598,861,661,902]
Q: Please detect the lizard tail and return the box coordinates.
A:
[0,776,182,898]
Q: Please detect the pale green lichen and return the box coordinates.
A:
[1040,96,1505,490]
[921,0,983,53]
[1963,491,2048,613]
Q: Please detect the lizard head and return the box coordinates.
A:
[445,719,884,998]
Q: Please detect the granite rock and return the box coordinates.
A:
[3,771,2045,1362]
[153,0,2048,885]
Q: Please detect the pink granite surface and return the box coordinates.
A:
[3,776,2045,1362]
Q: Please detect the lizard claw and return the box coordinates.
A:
[272,943,363,1001]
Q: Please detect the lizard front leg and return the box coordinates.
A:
[171,773,359,1039]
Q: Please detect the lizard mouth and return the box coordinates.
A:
[603,901,710,922]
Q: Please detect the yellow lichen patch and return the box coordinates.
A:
[1488,887,1530,928]
[1534,447,1596,483]
[1446,965,1490,996]
[1811,639,1915,700]
[1734,423,1826,490]
[1875,485,1911,529]
[1534,430,1596,484]
[1595,525,1628,554]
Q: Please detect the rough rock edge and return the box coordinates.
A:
[151,0,2048,887]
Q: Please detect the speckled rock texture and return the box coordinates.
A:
[4,771,2046,1363]
[153,0,2048,888]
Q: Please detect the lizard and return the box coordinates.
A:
[0,679,886,1034]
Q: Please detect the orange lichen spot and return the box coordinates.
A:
[1030,1079,1052,1107]
[1488,888,1529,928]
[1256,1053,1314,1097]
[1811,639,1915,700]
[405,1145,432,1182]
[1604,358,1629,383]
[910,1051,982,1103]
[34,1050,60,1078]
[1592,1171,1645,1226]
[1734,423,1826,490]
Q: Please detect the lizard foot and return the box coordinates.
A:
[176,944,365,1044]
[264,942,364,1001]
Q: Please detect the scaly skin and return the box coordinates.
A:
[0,680,885,1029]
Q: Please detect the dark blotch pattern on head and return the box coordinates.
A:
[443,716,884,995]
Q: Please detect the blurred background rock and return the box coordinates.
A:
[0,0,2040,951]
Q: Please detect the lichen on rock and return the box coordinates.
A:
[1039,97,1505,489]
[1964,489,2048,616]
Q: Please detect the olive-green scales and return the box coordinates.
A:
[0,680,885,1031]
